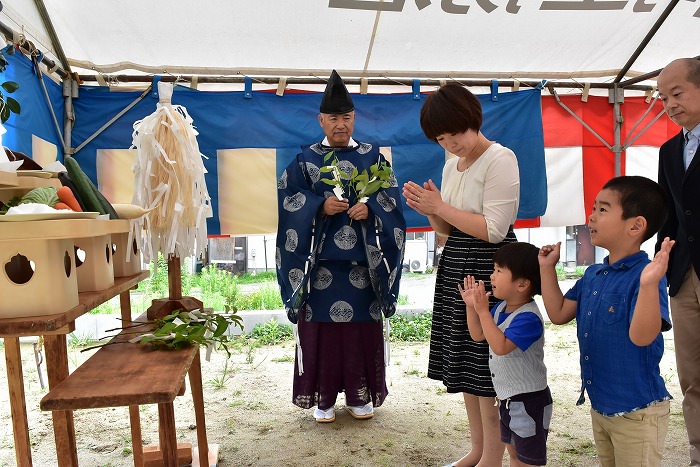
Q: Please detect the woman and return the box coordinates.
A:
[403,83,520,467]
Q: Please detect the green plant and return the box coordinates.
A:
[396,294,409,305]
[206,358,233,390]
[68,332,97,348]
[249,319,293,345]
[139,309,243,356]
[390,312,432,342]
[236,271,276,284]
[0,45,20,123]
[235,284,283,311]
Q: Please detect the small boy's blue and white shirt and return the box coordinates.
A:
[564,250,672,416]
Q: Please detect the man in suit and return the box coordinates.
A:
[657,57,700,466]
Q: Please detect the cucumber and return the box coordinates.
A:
[57,171,88,211]
[64,156,119,219]
[85,174,119,219]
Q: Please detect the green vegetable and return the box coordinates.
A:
[85,174,119,219]
[64,156,119,218]
[0,195,22,214]
[19,186,59,207]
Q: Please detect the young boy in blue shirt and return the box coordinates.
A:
[460,242,550,467]
[538,175,675,467]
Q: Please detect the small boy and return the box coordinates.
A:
[460,241,551,467]
[538,175,674,467]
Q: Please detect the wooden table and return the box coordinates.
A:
[0,270,150,465]
[40,311,210,467]
[0,218,139,465]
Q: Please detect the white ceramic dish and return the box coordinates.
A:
[0,211,100,222]
[0,160,23,172]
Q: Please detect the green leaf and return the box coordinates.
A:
[1,81,19,93]
[0,105,11,123]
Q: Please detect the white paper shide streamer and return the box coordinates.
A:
[131,82,212,262]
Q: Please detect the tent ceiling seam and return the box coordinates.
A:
[74,74,658,92]
[66,60,651,82]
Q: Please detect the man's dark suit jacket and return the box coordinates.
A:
[657,130,700,296]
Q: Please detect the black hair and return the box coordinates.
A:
[492,242,541,297]
[419,83,482,142]
[601,175,668,242]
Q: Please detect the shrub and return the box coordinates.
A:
[390,313,432,342]
[249,319,293,345]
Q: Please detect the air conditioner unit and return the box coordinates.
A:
[409,258,426,273]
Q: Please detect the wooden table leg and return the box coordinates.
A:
[188,350,210,466]
[157,402,178,466]
[129,405,143,466]
[119,290,133,323]
[4,337,32,466]
[44,335,78,467]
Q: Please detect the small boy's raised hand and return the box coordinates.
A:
[640,237,675,287]
[458,275,490,314]
[538,242,561,268]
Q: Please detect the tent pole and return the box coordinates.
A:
[550,88,612,151]
[32,0,72,74]
[0,20,68,80]
[610,84,624,177]
[62,77,76,157]
[74,74,657,92]
[613,0,678,84]
[72,86,152,156]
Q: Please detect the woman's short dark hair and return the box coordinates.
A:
[492,242,542,297]
[419,83,483,142]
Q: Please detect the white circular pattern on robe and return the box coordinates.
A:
[366,244,383,268]
[329,301,354,322]
[304,162,321,184]
[334,225,357,250]
[288,268,304,291]
[389,172,398,187]
[284,229,299,252]
[283,193,306,212]
[377,191,397,212]
[369,300,382,321]
[275,247,281,269]
[394,227,404,251]
[304,304,313,322]
[349,266,371,289]
[358,143,372,154]
[337,159,356,178]
[277,170,288,189]
[313,266,333,290]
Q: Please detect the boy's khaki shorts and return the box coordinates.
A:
[590,400,670,467]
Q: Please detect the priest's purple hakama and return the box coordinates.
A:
[276,142,405,410]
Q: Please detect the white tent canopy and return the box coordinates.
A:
[1,0,699,90]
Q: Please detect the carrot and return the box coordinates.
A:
[54,202,72,211]
[57,186,83,212]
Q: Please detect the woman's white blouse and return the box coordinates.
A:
[440,143,520,243]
